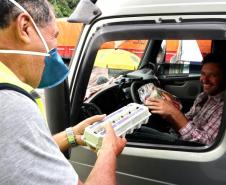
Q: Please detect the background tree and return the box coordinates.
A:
[48,0,79,17]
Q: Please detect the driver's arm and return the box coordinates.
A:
[145,96,188,130]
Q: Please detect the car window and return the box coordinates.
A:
[162,40,212,63]
[82,38,223,148]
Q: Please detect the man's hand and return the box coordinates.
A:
[145,96,177,118]
[145,94,188,130]
[82,124,127,185]
[98,123,127,157]
[72,115,106,145]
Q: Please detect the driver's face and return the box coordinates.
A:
[200,63,225,96]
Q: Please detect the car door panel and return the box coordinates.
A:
[69,144,226,185]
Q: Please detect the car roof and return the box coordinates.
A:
[96,0,226,17]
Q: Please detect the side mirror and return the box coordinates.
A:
[68,0,102,24]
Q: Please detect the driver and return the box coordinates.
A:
[144,53,226,145]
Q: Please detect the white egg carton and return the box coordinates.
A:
[83,103,151,149]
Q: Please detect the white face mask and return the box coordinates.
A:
[0,0,50,57]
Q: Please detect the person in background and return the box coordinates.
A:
[0,0,126,185]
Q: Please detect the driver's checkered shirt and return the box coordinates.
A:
[179,91,225,145]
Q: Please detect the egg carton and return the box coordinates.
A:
[83,103,151,149]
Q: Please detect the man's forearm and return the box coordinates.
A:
[53,134,118,185]
[53,131,70,152]
[170,109,188,130]
[53,127,84,152]
[84,149,116,185]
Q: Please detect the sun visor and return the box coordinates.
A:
[68,0,102,24]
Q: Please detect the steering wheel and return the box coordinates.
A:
[80,102,102,119]
[130,80,145,103]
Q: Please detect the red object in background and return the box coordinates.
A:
[56,18,82,59]
[57,46,75,59]
[165,52,175,63]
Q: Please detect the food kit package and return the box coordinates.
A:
[138,83,182,110]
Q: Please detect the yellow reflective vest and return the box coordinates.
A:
[0,62,45,117]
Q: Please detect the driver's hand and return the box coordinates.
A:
[145,97,177,118]
[98,123,127,157]
[161,92,174,101]
[72,115,106,145]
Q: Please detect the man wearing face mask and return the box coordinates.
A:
[0,0,126,185]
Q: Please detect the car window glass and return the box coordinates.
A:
[85,40,148,99]
[157,40,212,75]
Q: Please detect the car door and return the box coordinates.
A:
[68,22,226,185]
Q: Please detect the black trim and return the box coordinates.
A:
[0,83,36,103]
[30,90,41,99]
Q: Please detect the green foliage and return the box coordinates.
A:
[48,0,79,18]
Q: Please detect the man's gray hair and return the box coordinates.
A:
[0,0,54,29]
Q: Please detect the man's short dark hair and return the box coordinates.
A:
[202,53,226,79]
[0,0,53,29]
